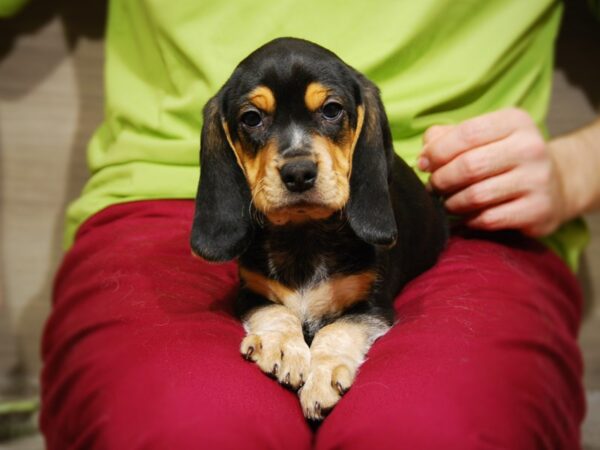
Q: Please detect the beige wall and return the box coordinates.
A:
[0,4,104,394]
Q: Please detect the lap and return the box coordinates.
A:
[316,232,584,449]
[41,201,584,450]
[41,200,312,450]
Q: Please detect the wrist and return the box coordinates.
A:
[548,123,600,220]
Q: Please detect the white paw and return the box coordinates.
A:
[299,362,355,420]
[241,332,310,389]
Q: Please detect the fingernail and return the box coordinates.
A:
[418,156,430,171]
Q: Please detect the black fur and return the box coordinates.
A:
[191,37,448,342]
[191,97,254,261]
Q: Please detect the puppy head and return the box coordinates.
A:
[191,38,397,261]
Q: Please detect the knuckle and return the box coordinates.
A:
[459,120,488,146]
[477,211,503,229]
[520,135,546,159]
[424,125,443,142]
[425,140,442,162]
[528,204,547,224]
[480,209,510,230]
[460,153,486,180]
[522,197,558,237]
[429,171,445,191]
[466,185,490,207]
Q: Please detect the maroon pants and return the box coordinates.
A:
[41,200,585,449]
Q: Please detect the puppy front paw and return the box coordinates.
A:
[297,317,389,421]
[241,332,310,389]
[299,362,355,420]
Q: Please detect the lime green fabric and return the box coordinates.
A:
[0,0,29,16]
[66,0,588,271]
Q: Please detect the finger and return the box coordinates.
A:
[428,136,522,194]
[521,220,560,238]
[444,170,525,214]
[422,108,534,171]
[419,125,454,171]
[423,125,454,145]
[465,195,556,236]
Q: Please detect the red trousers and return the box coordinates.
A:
[41,200,584,449]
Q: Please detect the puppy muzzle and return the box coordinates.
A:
[279,160,318,193]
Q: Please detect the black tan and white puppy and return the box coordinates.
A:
[190,37,447,420]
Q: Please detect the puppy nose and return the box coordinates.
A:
[279,160,317,193]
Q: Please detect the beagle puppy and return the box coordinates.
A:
[191,37,447,420]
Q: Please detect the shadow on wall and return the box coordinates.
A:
[0,0,107,396]
[555,0,600,111]
[0,0,106,77]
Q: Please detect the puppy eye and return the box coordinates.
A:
[321,102,343,121]
[240,110,263,128]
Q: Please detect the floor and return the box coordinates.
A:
[1,1,599,449]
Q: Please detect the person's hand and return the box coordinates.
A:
[418,108,569,237]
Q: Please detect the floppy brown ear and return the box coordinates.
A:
[190,94,253,261]
[346,78,398,247]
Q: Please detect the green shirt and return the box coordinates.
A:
[0,0,27,16]
[8,0,590,270]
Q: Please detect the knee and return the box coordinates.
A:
[100,365,311,450]
[316,385,577,450]
[42,336,311,450]
[316,400,479,450]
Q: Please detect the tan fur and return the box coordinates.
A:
[248,85,276,114]
[223,127,346,225]
[240,304,310,389]
[252,127,355,224]
[240,268,376,321]
[240,268,295,305]
[362,88,379,138]
[304,82,329,111]
[222,121,277,213]
[347,105,365,179]
[239,140,278,214]
[262,106,365,222]
[203,100,222,156]
[311,135,351,208]
[266,206,336,225]
[300,317,389,420]
[222,121,246,173]
[222,89,367,228]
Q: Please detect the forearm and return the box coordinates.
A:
[549,118,600,220]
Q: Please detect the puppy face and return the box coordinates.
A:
[192,38,397,262]
[219,53,365,225]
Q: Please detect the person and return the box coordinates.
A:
[10,0,596,448]
[420,109,600,244]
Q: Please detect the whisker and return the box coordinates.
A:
[250,179,268,226]
[336,208,349,231]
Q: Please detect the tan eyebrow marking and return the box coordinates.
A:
[304,82,330,112]
[248,85,276,114]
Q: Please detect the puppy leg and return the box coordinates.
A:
[241,304,311,390]
[300,315,390,420]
